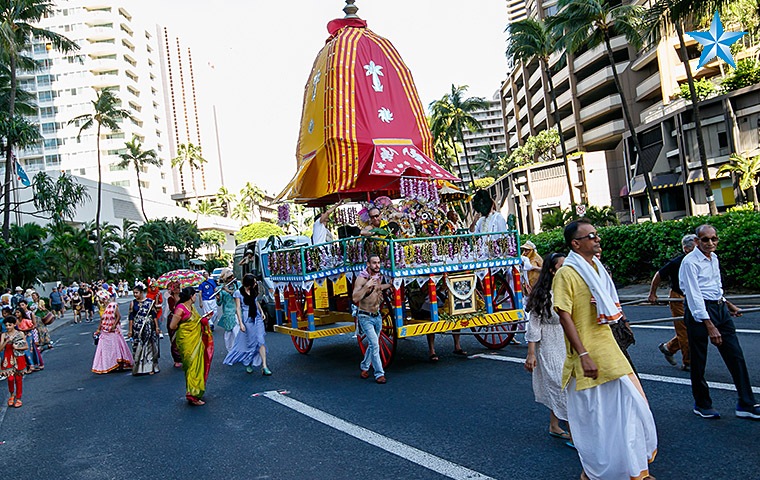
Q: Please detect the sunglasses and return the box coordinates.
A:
[574,232,600,241]
[370,214,380,219]
[699,236,719,243]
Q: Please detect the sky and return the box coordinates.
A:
[127,1,509,197]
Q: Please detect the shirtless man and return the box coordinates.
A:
[352,254,392,383]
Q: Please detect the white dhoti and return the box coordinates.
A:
[201,299,219,325]
[568,374,657,480]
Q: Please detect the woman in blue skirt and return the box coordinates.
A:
[223,274,271,376]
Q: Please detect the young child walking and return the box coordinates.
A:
[1,316,29,408]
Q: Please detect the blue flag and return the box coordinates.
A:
[15,160,31,187]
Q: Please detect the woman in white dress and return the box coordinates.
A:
[524,252,569,441]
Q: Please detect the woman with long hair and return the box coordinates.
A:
[169,287,214,406]
[92,293,133,374]
[128,283,160,375]
[216,269,240,352]
[30,292,53,351]
[524,252,570,441]
[223,274,271,375]
[165,281,183,368]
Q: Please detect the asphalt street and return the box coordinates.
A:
[1,300,759,479]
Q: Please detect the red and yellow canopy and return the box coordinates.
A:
[278,16,457,206]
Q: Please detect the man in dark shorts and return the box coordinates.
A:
[80,284,95,322]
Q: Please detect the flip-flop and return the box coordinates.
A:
[429,354,440,362]
[453,349,468,356]
[565,440,576,450]
[549,430,571,440]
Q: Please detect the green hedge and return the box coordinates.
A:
[523,211,760,290]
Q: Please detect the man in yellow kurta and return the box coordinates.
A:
[553,219,657,480]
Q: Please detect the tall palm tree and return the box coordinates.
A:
[68,88,130,278]
[216,186,236,217]
[171,142,207,221]
[644,0,724,215]
[551,0,663,221]
[117,135,161,220]
[240,181,265,222]
[194,199,222,216]
[0,0,78,240]
[231,201,252,224]
[717,153,760,210]
[429,85,488,191]
[506,17,576,205]
[472,144,505,177]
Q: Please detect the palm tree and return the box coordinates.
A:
[550,0,663,221]
[644,0,724,215]
[240,182,265,222]
[429,85,488,191]
[116,135,161,220]
[171,142,207,220]
[717,153,760,210]
[0,0,78,240]
[194,199,223,216]
[231,201,252,224]
[472,144,505,177]
[506,17,576,205]
[68,88,130,278]
[216,186,236,217]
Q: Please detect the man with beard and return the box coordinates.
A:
[352,254,391,384]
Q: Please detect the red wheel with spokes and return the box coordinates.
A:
[291,335,314,354]
[471,323,518,349]
[357,293,397,368]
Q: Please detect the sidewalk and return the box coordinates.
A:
[616,283,759,306]
[47,295,135,335]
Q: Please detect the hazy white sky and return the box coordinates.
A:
[128,1,509,196]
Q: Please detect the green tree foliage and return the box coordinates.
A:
[134,218,202,278]
[524,211,760,289]
[678,78,715,101]
[236,221,284,243]
[192,199,222,216]
[722,58,760,92]
[200,229,226,255]
[473,177,496,189]
[429,85,488,191]
[117,135,161,220]
[171,142,207,219]
[5,223,48,288]
[540,205,619,231]
[472,145,506,179]
[69,87,130,278]
[216,186,236,217]
[498,129,560,172]
[717,153,760,210]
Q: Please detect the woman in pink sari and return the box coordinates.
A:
[169,287,214,406]
[92,298,134,374]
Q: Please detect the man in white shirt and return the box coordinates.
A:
[312,200,343,245]
[679,224,759,420]
[469,190,507,233]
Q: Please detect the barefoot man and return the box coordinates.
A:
[352,254,391,384]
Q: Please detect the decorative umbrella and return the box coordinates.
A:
[439,185,468,202]
[155,269,205,289]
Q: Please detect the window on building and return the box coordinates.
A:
[40,106,58,118]
[37,74,55,86]
[139,180,149,188]
[107,148,127,156]
[44,138,62,149]
[38,90,56,102]
[41,122,57,134]
[109,163,127,172]
[45,154,61,168]
[111,180,130,187]
[659,188,686,213]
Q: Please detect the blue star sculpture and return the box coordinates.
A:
[687,11,746,70]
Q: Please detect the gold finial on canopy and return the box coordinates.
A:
[343,0,359,18]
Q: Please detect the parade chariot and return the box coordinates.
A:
[270,2,526,366]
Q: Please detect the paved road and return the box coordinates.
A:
[1,302,759,479]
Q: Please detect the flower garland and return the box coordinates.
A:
[277,204,291,226]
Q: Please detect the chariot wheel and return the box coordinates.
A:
[291,335,314,354]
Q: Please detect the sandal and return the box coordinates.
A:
[7,395,15,407]
[429,354,440,362]
[549,430,571,440]
[453,349,468,356]
[13,399,22,408]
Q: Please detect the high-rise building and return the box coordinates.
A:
[157,27,224,207]
[455,91,507,184]
[15,1,173,202]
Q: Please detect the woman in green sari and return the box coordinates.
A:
[169,287,214,406]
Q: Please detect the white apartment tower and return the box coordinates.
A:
[16,1,173,202]
[455,91,508,184]
[157,27,223,206]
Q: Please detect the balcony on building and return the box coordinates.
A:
[573,35,627,72]
[530,88,545,110]
[579,94,622,123]
[631,42,658,72]
[582,119,625,147]
[576,62,629,97]
[636,71,661,102]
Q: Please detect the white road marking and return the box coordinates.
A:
[0,405,6,431]
[258,390,495,480]
[472,354,760,394]
[630,325,760,334]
